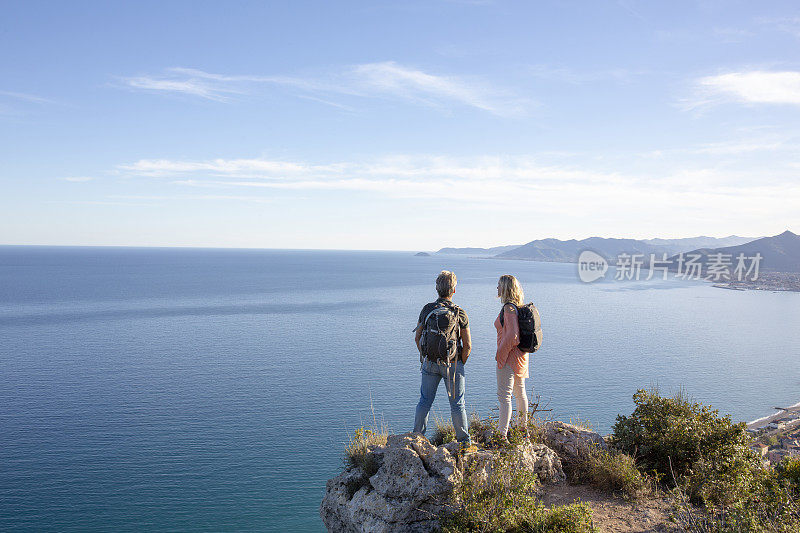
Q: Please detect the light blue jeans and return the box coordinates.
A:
[413,358,471,444]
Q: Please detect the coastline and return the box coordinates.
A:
[747,400,800,430]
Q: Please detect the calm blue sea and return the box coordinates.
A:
[1,246,799,531]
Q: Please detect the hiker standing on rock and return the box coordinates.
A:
[413,270,475,452]
[494,274,542,444]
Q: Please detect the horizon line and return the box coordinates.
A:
[0,231,782,254]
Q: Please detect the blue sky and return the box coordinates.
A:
[2,0,799,250]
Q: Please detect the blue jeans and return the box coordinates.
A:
[414,358,470,444]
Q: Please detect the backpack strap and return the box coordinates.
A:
[498,302,518,326]
[422,302,448,331]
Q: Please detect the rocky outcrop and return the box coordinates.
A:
[320,433,564,533]
[542,421,607,464]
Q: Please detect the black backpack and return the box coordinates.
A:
[419,303,461,363]
[500,303,542,353]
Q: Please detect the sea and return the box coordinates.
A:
[1,246,799,532]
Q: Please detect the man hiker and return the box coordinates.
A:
[413,270,476,452]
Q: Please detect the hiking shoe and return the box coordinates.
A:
[459,442,478,455]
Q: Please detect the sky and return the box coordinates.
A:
[1,0,799,250]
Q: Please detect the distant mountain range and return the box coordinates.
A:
[434,232,800,272]
[436,235,758,263]
[496,237,673,262]
[436,245,520,256]
[641,236,758,250]
[666,230,800,273]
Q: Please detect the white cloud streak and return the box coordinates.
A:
[686,71,800,109]
[118,63,531,116]
[0,90,55,104]
[116,153,800,219]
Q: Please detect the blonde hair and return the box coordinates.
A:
[436,270,457,298]
[498,274,524,306]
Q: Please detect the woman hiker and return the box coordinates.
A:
[494,274,530,444]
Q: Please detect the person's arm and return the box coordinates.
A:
[415,322,423,353]
[460,327,471,363]
[496,304,519,367]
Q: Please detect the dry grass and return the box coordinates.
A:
[344,425,387,476]
[566,415,596,433]
[343,393,388,477]
[431,413,456,445]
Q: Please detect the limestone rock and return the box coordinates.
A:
[461,441,565,487]
[320,433,566,532]
[542,421,607,464]
[519,443,566,483]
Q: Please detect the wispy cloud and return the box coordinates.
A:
[0,90,56,115]
[118,157,318,178]
[0,90,55,104]
[117,63,531,116]
[116,151,800,217]
[758,17,800,39]
[119,68,250,102]
[108,194,274,204]
[690,139,787,155]
[644,136,794,157]
[685,70,800,109]
[118,154,624,209]
[349,62,526,115]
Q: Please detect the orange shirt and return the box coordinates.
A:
[494,306,529,379]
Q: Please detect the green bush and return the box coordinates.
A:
[613,388,800,531]
[442,452,596,533]
[674,471,800,533]
[612,389,756,497]
[572,448,650,499]
[683,446,765,506]
[777,457,800,491]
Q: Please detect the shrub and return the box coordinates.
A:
[526,417,546,444]
[612,388,756,496]
[572,448,650,499]
[683,446,764,506]
[673,472,800,533]
[442,452,596,533]
[467,411,496,445]
[613,388,800,531]
[777,457,800,492]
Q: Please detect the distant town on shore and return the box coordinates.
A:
[749,404,800,465]
[426,230,800,292]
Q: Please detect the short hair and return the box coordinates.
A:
[498,274,524,306]
[436,270,457,298]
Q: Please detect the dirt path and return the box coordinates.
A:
[539,483,679,533]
